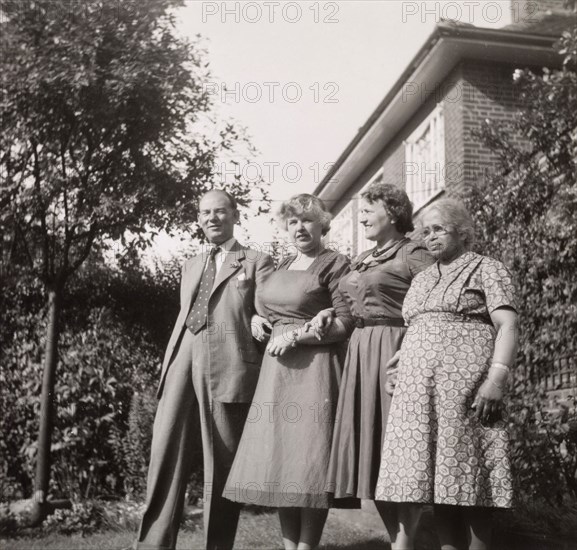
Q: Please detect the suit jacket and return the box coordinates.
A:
[158,241,275,402]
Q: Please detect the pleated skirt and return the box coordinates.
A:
[326,325,406,500]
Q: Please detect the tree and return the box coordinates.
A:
[0,0,268,522]
[466,29,577,503]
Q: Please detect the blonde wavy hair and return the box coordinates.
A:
[277,194,332,235]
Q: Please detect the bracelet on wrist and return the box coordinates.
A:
[490,362,510,372]
[290,329,299,348]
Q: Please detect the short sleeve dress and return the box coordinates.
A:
[223,249,353,508]
[375,252,518,508]
[326,239,434,500]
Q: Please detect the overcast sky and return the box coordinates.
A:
[154,0,518,254]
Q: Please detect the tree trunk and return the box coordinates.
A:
[30,287,61,525]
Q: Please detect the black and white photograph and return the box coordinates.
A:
[1,1,576,549]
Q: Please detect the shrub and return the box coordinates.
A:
[0,306,161,501]
[50,308,160,500]
[122,390,158,500]
[466,29,577,506]
[0,254,183,501]
[508,387,577,505]
[0,502,20,537]
[0,277,48,501]
[42,501,100,535]
[494,498,577,540]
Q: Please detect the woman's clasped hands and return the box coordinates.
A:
[303,307,335,340]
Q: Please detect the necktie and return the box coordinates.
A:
[186,247,219,334]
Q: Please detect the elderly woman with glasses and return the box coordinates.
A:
[375,198,519,550]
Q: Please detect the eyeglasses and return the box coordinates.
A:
[421,225,450,239]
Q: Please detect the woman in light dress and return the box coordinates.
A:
[224,194,354,550]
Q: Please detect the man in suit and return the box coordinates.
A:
[136,189,274,550]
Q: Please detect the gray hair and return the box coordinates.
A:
[422,198,475,249]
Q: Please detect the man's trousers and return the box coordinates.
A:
[136,328,250,550]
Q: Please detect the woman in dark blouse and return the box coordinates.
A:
[312,183,434,550]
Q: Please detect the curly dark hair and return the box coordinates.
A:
[361,183,414,233]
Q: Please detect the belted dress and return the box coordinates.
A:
[224,250,353,508]
[327,239,434,500]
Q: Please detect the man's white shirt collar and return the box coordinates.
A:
[211,237,236,254]
[205,237,236,273]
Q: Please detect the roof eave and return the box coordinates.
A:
[314,24,562,206]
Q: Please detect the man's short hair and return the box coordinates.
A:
[200,189,239,211]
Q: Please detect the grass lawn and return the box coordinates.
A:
[2,509,388,550]
[3,506,576,550]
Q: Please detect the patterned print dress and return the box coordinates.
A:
[375,252,517,508]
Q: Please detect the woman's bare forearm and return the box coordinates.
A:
[296,318,349,345]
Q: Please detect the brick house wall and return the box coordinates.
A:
[329,57,540,256]
[460,61,531,192]
[380,60,535,198]
[326,0,573,256]
[377,60,532,204]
